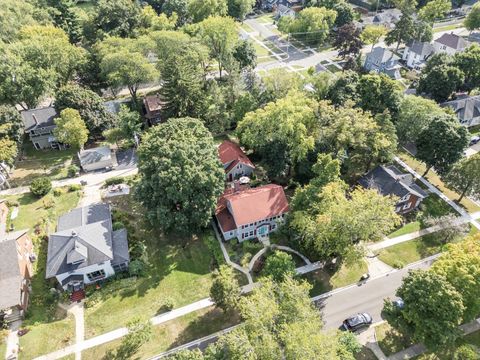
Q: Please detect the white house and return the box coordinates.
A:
[433,33,468,55]
[218,141,255,182]
[46,204,129,292]
[215,184,289,242]
[402,40,434,69]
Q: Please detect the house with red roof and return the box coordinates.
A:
[215,184,289,242]
[218,141,255,182]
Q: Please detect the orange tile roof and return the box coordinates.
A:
[216,184,289,230]
[218,141,255,170]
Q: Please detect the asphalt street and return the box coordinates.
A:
[316,254,439,330]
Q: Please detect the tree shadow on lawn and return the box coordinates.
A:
[105,195,214,300]
[168,308,241,350]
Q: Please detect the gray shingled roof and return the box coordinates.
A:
[46,203,120,279]
[0,230,28,309]
[21,107,57,132]
[406,40,434,57]
[78,147,112,167]
[368,47,400,64]
[359,165,428,200]
[434,33,468,50]
[112,229,130,265]
[441,95,480,123]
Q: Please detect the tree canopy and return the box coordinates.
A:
[135,118,224,234]
[53,108,89,149]
[444,153,480,202]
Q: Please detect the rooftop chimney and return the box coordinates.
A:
[233,181,240,193]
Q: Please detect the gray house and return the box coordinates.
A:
[364,47,402,79]
[21,107,63,150]
[441,94,480,127]
[402,40,434,69]
[46,203,129,292]
[359,165,428,214]
[78,146,114,172]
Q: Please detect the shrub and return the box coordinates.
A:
[6,200,18,207]
[129,259,146,277]
[67,165,79,178]
[159,297,175,312]
[453,344,479,360]
[206,234,225,267]
[113,221,125,230]
[105,177,124,186]
[392,260,405,269]
[69,184,82,192]
[30,177,52,197]
[53,188,63,197]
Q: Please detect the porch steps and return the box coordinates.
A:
[70,289,85,303]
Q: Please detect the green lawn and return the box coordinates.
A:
[413,330,480,359]
[256,13,274,24]
[375,322,412,356]
[10,142,77,187]
[83,307,240,359]
[326,64,341,73]
[355,346,378,360]
[378,236,442,268]
[18,313,75,360]
[84,195,217,337]
[304,260,369,296]
[388,194,455,238]
[433,23,462,33]
[7,189,81,359]
[0,331,6,360]
[239,22,255,33]
[398,151,480,213]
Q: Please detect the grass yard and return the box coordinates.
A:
[6,189,81,359]
[18,313,75,360]
[398,151,480,213]
[326,64,341,73]
[0,332,6,360]
[433,23,462,33]
[413,329,480,359]
[355,346,378,360]
[239,22,255,33]
[10,142,77,187]
[83,307,240,359]
[378,236,442,268]
[375,322,412,356]
[388,194,455,238]
[303,260,369,296]
[256,13,275,24]
[84,195,218,337]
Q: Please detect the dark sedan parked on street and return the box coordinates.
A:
[341,313,373,332]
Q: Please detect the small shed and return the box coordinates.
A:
[78,146,113,172]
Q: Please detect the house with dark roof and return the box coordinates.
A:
[20,106,64,150]
[358,165,428,214]
[402,40,434,69]
[0,200,34,322]
[218,141,255,182]
[143,95,164,126]
[215,184,289,242]
[46,203,129,291]
[441,94,480,127]
[78,146,113,172]
[433,33,468,55]
[364,47,402,79]
[371,9,401,29]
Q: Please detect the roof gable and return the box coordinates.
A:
[218,141,255,170]
[21,107,57,131]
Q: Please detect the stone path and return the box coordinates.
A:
[5,320,21,360]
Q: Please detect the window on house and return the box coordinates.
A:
[403,203,411,210]
[86,269,106,281]
[249,231,254,236]
[113,263,128,272]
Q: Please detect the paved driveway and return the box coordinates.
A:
[115,149,137,169]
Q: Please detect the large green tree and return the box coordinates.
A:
[92,0,142,39]
[227,0,255,21]
[418,0,451,23]
[464,2,480,31]
[416,115,469,176]
[196,16,239,77]
[417,54,464,102]
[188,0,228,23]
[0,138,18,166]
[262,251,296,282]
[361,25,387,50]
[444,153,480,202]
[162,0,189,26]
[289,180,401,260]
[432,234,480,322]
[55,83,116,137]
[135,118,224,233]
[384,270,464,351]
[278,7,337,45]
[454,44,480,91]
[357,73,402,115]
[210,265,241,313]
[98,37,159,105]
[53,108,89,149]
[395,95,446,143]
[0,105,24,143]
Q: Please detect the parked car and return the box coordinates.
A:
[342,313,373,332]
[470,136,480,146]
